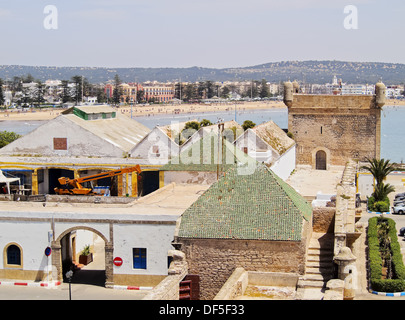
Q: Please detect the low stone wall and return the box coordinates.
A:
[45,194,135,204]
[143,250,188,300]
[214,268,248,300]
[313,207,335,233]
[179,238,306,300]
[214,268,299,300]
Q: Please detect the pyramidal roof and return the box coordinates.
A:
[161,132,257,172]
[178,163,312,241]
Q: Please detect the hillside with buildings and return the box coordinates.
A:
[1,61,405,84]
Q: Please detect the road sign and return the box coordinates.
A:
[45,247,52,256]
[113,257,123,267]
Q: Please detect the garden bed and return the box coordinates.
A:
[368,216,405,292]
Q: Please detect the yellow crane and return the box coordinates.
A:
[54,165,142,195]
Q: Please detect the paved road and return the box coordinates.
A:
[0,281,147,300]
[0,268,147,300]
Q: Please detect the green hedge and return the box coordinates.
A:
[368,217,405,292]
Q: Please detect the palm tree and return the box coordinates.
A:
[373,182,395,202]
[361,158,396,187]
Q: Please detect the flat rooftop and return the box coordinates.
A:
[0,183,209,222]
[286,165,345,199]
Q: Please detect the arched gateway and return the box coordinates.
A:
[52,226,114,287]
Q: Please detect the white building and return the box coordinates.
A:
[234,121,296,181]
[0,183,207,288]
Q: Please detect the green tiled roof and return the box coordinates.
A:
[178,164,312,241]
[161,132,257,172]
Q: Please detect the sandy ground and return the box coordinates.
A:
[0,101,286,122]
[1,98,403,122]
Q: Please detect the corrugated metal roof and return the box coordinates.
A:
[64,112,150,153]
[178,164,312,241]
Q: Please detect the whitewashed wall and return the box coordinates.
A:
[112,223,176,276]
[270,145,296,181]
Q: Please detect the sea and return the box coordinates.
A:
[0,105,404,163]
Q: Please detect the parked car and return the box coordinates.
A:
[394,199,405,206]
[395,192,405,199]
[399,227,405,236]
[392,203,405,214]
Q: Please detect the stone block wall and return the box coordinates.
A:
[178,238,306,300]
[313,207,336,233]
[287,95,381,167]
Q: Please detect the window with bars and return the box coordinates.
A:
[6,244,21,266]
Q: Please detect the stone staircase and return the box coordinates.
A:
[297,232,335,300]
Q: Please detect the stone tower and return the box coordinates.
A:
[284,82,385,170]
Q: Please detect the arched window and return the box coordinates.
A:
[4,243,22,268]
[7,245,21,265]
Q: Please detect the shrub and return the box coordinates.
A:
[368,217,405,292]
[368,196,390,212]
[367,196,375,211]
[374,201,389,213]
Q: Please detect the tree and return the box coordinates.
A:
[34,81,45,107]
[205,81,215,99]
[71,75,84,105]
[0,78,4,106]
[242,80,259,98]
[373,182,395,203]
[362,158,396,206]
[242,120,256,131]
[197,82,206,99]
[183,83,197,102]
[199,119,212,127]
[95,87,107,104]
[220,86,230,99]
[259,79,270,99]
[361,158,396,187]
[19,86,33,106]
[182,121,200,140]
[23,74,35,83]
[184,121,200,131]
[112,74,122,105]
[60,80,71,103]
[0,131,22,148]
[137,89,144,103]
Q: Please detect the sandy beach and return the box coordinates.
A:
[0,101,282,122]
[0,99,403,122]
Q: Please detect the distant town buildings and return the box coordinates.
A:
[0,75,404,108]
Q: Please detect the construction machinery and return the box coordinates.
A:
[54,165,142,195]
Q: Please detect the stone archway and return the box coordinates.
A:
[316,150,327,170]
[312,147,330,170]
[52,226,114,287]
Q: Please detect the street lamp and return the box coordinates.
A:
[66,270,73,300]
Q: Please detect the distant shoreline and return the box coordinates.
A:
[0,101,286,122]
[0,99,404,122]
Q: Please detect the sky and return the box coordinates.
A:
[0,0,404,68]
